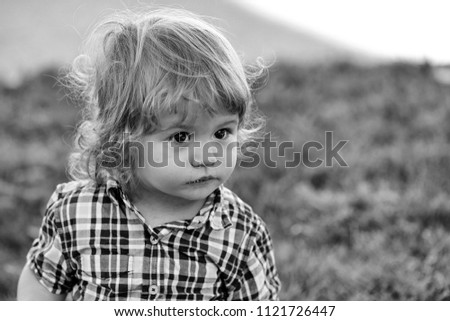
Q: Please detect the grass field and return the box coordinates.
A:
[1,61,450,300]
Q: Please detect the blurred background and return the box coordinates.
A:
[1,0,450,300]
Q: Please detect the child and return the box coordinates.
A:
[17,8,281,301]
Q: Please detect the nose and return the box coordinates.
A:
[189,141,221,168]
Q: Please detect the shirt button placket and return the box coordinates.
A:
[149,233,159,299]
[150,234,159,245]
[149,285,158,296]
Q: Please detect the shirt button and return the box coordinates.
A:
[150,235,159,244]
[149,285,158,295]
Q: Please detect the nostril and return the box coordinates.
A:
[189,141,221,167]
[191,157,217,168]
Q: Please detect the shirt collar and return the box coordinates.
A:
[104,174,232,231]
[186,185,232,230]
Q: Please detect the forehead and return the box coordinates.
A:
[158,102,238,130]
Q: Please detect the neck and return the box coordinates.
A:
[134,190,205,214]
[128,185,206,226]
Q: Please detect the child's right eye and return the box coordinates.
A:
[168,131,192,144]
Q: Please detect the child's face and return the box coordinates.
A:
[134,102,239,204]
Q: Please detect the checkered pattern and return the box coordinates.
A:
[27,177,281,300]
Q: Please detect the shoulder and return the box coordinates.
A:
[217,187,278,285]
[51,179,101,204]
[45,179,114,222]
[220,186,268,239]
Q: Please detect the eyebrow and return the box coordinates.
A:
[217,119,239,127]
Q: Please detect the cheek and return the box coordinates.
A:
[213,141,237,171]
[137,164,182,187]
[225,141,238,162]
[150,142,168,163]
[142,142,181,165]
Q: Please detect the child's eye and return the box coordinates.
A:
[214,128,232,140]
[169,131,192,143]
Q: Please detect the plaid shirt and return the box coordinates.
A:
[27,177,281,300]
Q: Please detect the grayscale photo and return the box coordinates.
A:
[1,0,449,303]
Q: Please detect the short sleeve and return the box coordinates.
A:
[26,190,75,294]
[228,219,281,300]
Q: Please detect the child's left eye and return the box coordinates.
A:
[214,128,231,140]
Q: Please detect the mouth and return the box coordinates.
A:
[186,176,218,185]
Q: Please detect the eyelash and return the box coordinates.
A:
[168,128,234,143]
[214,128,232,139]
[168,132,192,144]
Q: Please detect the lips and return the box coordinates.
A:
[186,176,218,184]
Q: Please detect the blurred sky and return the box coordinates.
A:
[1,0,449,87]
[237,0,450,64]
